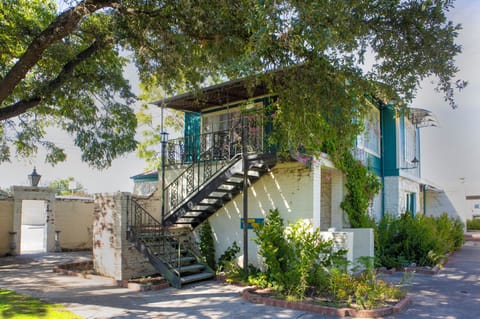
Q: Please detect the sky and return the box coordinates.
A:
[0,0,479,197]
[415,0,480,198]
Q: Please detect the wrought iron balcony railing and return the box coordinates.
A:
[165,127,264,166]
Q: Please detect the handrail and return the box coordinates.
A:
[127,199,183,276]
[126,198,214,287]
[163,153,243,222]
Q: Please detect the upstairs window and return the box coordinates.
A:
[403,118,417,165]
[357,106,381,156]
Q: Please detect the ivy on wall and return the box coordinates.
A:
[336,151,381,228]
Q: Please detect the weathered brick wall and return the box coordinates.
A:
[93,193,155,282]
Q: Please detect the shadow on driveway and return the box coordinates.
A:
[1,242,480,319]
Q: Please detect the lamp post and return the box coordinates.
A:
[28,167,41,187]
[161,131,169,227]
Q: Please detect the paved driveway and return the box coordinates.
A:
[1,241,479,318]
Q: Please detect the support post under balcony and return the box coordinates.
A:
[161,131,169,228]
[242,115,249,277]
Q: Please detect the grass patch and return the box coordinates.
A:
[0,288,83,319]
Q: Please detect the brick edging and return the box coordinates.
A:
[241,287,411,318]
[53,260,93,278]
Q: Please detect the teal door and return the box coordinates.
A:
[406,193,416,217]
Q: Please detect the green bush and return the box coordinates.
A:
[217,241,240,272]
[248,209,404,309]
[467,218,480,231]
[375,213,464,269]
[199,220,216,270]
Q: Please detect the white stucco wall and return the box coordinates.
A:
[343,228,374,263]
[203,162,314,268]
[55,198,94,250]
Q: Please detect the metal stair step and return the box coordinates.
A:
[158,255,196,266]
[176,263,205,274]
[205,191,229,199]
[151,248,187,256]
[180,272,215,285]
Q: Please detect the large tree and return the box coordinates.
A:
[0,0,465,168]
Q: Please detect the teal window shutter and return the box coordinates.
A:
[184,112,201,162]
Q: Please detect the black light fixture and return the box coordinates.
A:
[400,157,420,170]
[28,167,41,187]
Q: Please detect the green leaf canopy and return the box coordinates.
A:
[0,0,465,168]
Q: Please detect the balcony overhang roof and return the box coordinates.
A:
[408,108,439,128]
[152,77,270,113]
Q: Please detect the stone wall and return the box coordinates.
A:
[202,162,315,268]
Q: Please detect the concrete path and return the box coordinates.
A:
[1,240,479,318]
[385,240,480,319]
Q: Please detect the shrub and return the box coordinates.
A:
[375,213,464,269]
[217,241,240,272]
[467,218,480,231]
[249,209,404,309]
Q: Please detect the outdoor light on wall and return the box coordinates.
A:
[400,157,420,170]
[28,167,41,187]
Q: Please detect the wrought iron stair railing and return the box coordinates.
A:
[127,198,214,288]
[162,126,267,225]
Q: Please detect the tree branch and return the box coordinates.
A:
[0,40,103,121]
[0,0,114,105]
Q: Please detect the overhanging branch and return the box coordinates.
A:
[0,40,103,121]
[0,0,114,105]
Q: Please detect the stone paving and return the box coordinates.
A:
[1,239,479,318]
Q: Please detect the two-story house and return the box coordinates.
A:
[122,75,439,287]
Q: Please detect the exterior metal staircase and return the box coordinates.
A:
[127,199,215,288]
[126,126,276,288]
[163,148,277,228]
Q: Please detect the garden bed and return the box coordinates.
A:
[242,286,411,318]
